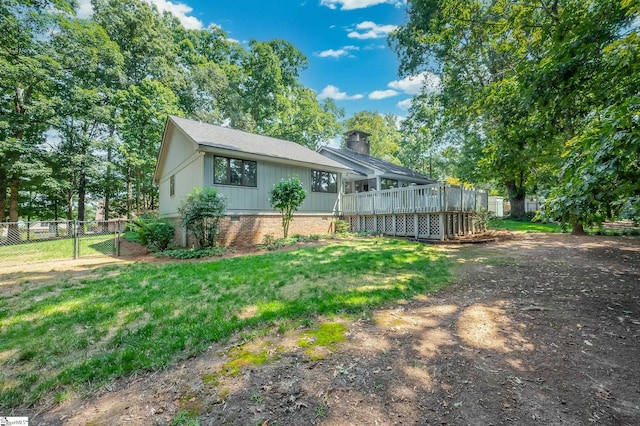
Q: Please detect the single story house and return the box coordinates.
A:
[153,115,352,246]
[318,130,438,193]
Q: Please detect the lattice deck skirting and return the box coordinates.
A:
[343,212,484,240]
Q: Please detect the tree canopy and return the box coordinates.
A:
[390,0,639,228]
[0,0,345,223]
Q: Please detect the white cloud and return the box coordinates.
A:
[396,98,413,110]
[76,0,93,18]
[146,0,203,30]
[317,45,359,58]
[348,21,398,40]
[388,71,441,95]
[369,90,399,100]
[320,0,404,10]
[318,85,364,100]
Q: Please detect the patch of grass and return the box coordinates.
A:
[220,349,270,377]
[314,404,326,418]
[0,238,451,408]
[589,227,640,236]
[488,218,561,233]
[297,322,348,361]
[170,410,200,426]
[250,392,264,404]
[0,234,116,264]
[155,247,226,259]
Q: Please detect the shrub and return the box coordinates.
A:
[269,176,306,238]
[472,209,490,231]
[179,187,227,248]
[333,219,350,233]
[132,214,175,252]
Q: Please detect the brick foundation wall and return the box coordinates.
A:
[168,214,336,248]
[218,214,335,246]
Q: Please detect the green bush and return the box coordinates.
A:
[333,219,350,233]
[133,215,175,252]
[179,187,227,249]
[472,209,490,230]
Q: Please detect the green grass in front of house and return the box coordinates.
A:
[0,237,452,409]
[488,218,562,233]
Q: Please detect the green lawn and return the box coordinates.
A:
[488,218,562,233]
[0,238,451,408]
[0,234,116,265]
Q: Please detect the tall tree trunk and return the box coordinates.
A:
[104,145,112,221]
[0,167,7,223]
[572,223,586,235]
[7,172,20,242]
[126,162,133,219]
[67,191,74,237]
[506,179,526,218]
[135,168,141,215]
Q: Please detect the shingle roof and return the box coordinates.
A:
[320,146,437,182]
[169,115,350,171]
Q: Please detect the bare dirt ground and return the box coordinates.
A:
[13,233,640,425]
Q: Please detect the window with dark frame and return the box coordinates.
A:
[170,175,175,197]
[213,156,257,187]
[311,170,337,193]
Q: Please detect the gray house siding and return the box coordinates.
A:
[204,153,340,214]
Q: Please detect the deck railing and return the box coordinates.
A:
[341,184,487,215]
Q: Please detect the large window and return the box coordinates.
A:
[213,156,257,187]
[311,170,337,193]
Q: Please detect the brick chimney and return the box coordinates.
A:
[345,130,371,156]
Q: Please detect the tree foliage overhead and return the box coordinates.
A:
[1,0,344,223]
[391,0,639,228]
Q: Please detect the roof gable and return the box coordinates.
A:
[167,115,350,171]
[319,146,437,182]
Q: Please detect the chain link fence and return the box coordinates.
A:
[0,219,131,267]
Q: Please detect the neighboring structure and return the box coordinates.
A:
[318,130,438,193]
[153,115,351,246]
[488,196,504,217]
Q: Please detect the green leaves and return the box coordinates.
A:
[269,177,307,238]
[392,0,640,227]
[179,187,227,248]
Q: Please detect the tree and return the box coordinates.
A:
[0,0,71,235]
[179,187,227,248]
[49,16,124,222]
[269,177,306,238]
[268,88,344,150]
[390,0,638,227]
[116,79,181,217]
[344,111,401,163]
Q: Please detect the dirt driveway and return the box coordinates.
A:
[32,233,640,425]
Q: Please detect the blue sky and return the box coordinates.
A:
[79,0,440,120]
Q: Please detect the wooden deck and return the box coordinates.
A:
[340,184,488,240]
